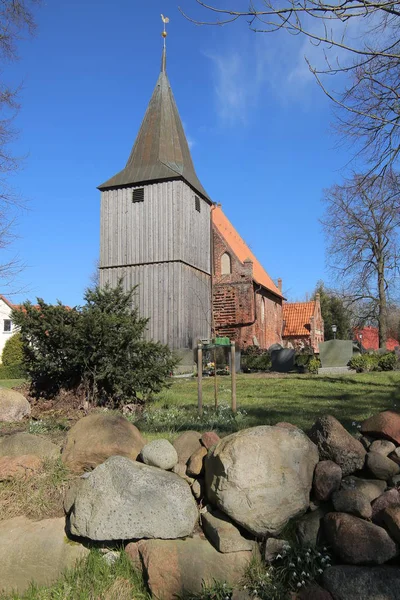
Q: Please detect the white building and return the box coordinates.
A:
[0,295,17,362]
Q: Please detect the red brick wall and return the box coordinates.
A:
[212,228,283,349]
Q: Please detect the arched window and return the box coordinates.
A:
[221,252,231,275]
[261,297,265,324]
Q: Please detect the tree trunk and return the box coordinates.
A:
[378,259,387,349]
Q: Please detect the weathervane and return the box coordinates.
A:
[161,14,169,48]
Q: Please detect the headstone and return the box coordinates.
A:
[319,340,353,368]
[271,349,295,373]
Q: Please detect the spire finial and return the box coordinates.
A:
[161,14,169,72]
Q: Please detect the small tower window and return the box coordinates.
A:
[132,188,144,203]
[221,252,231,275]
[195,195,201,213]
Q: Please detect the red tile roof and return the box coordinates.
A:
[0,295,17,309]
[354,326,399,351]
[212,206,283,298]
[283,302,316,336]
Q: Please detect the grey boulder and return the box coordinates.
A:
[366,451,400,480]
[332,489,372,519]
[140,439,178,470]
[323,566,400,600]
[201,506,255,553]
[0,432,60,460]
[205,425,319,536]
[66,455,198,541]
[340,476,386,502]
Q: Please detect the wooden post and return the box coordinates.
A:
[197,343,203,417]
[231,341,236,413]
[213,346,218,410]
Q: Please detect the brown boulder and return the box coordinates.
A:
[341,476,386,502]
[309,415,366,476]
[0,432,60,460]
[324,512,398,565]
[332,489,372,519]
[0,455,43,480]
[313,460,342,501]
[369,439,396,456]
[201,431,220,449]
[361,411,400,445]
[61,413,145,474]
[137,536,254,599]
[187,446,207,477]
[173,431,202,465]
[372,489,400,524]
[295,583,333,600]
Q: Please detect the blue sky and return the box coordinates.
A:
[3,0,356,305]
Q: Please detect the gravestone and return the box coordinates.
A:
[319,340,353,368]
[271,349,296,373]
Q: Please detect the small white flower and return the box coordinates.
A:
[276,553,282,559]
[297,582,302,588]
[302,580,305,585]
[318,569,323,574]
[289,562,295,567]
[301,571,306,576]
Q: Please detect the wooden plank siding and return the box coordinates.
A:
[99,180,211,350]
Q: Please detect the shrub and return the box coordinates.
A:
[378,352,397,371]
[348,352,396,372]
[308,357,321,374]
[0,363,25,379]
[12,281,178,406]
[241,347,271,372]
[1,332,23,366]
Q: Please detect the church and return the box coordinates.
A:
[98,34,284,363]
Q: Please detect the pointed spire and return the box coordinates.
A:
[161,14,168,73]
[98,22,210,202]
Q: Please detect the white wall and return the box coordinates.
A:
[0,298,15,363]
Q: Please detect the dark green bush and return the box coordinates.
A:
[2,332,24,366]
[308,357,321,374]
[0,363,25,379]
[241,347,271,371]
[378,352,397,371]
[12,281,178,406]
[348,352,395,372]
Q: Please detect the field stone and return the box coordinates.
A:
[308,415,366,476]
[323,512,398,565]
[313,460,342,501]
[369,439,396,456]
[67,455,198,541]
[192,478,204,500]
[201,507,255,553]
[361,411,400,445]
[205,425,319,536]
[187,446,207,477]
[371,489,400,524]
[173,430,202,465]
[0,516,89,594]
[0,388,30,422]
[140,439,178,470]
[264,538,288,563]
[295,583,333,600]
[366,451,400,480]
[323,565,400,600]
[138,536,255,600]
[341,476,386,502]
[360,435,373,450]
[332,489,372,519]
[296,506,329,547]
[61,413,145,474]
[0,432,60,460]
[0,454,43,480]
[201,431,220,449]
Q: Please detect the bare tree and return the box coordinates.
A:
[321,171,400,347]
[0,0,40,291]
[183,1,400,173]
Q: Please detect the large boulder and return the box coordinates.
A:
[324,512,398,565]
[0,516,88,594]
[0,432,60,460]
[372,489,400,524]
[140,439,178,470]
[136,536,254,600]
[201,506,255,553]
[332,489,372,519]
[205,426,319,536]
[0,389,30,422]
[66,455,198,541]
[361,411,400,444]
[323,566,400,600]
[308,415,366,476]
[61,413,145,474]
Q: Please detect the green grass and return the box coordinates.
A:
[0,549,149,600]
[138,371,400,437]
[0,378,25,389]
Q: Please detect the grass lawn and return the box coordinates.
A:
[0,379,25,389]
[140,371,400,438]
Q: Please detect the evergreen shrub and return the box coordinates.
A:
[2,332,23,366]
